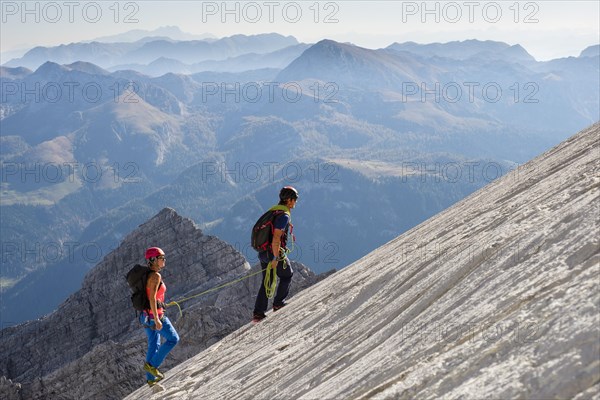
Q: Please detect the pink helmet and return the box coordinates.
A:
[145,247,165,259]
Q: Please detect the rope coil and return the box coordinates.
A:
[263,260,277,299]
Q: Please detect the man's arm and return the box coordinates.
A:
[271,228,284,260]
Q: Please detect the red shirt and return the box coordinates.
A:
[146,281,166,319]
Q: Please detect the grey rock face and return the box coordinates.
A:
[126,123,599,400]
[0,208,330,399]
[0,377,21,400]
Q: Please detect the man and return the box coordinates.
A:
[252,186,299,323]
[140,247,179,387]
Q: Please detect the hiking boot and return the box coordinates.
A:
[147,378,161,387]
[143,362,164,380]
[252,312,266,324]
[273,303,286,312]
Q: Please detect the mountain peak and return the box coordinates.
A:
[580,44,600,58]
[64,61,110,75]
[311,38,355,51]
[0,66,32,79]
[138,207,188,233]
[33,60,68,74]
[277,39,423,88]
[32,60,110,77]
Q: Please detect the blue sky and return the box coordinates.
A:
[1,1,599,61]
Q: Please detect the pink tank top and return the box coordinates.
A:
[146,281,166,318]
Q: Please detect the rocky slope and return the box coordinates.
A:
[126,123,599,399]
[0,208,330,399]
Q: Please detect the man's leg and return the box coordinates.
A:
[253,260,270,316]
[274,258,293,308]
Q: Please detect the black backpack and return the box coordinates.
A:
[126,264,151,311]
[251,205,291,252]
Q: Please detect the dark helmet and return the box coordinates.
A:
[145,247,165,260]
[279,186,299,202]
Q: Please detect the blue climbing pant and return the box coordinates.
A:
[140,314,180,381]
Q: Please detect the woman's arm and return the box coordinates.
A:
[146,271,162,330]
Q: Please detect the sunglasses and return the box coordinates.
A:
[157,256,166,260]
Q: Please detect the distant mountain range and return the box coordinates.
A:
[1,36,598,326]
[88,25,216,43]
[109,43,310,76]
[387,40,536,63]
[4,32,301,73]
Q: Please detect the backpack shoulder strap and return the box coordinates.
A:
[146,270,162,287]
[269,204,291,216]
[269,205,291,227]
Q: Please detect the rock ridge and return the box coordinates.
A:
[0,207,330,399]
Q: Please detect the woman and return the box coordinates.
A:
[140,247,179,386]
